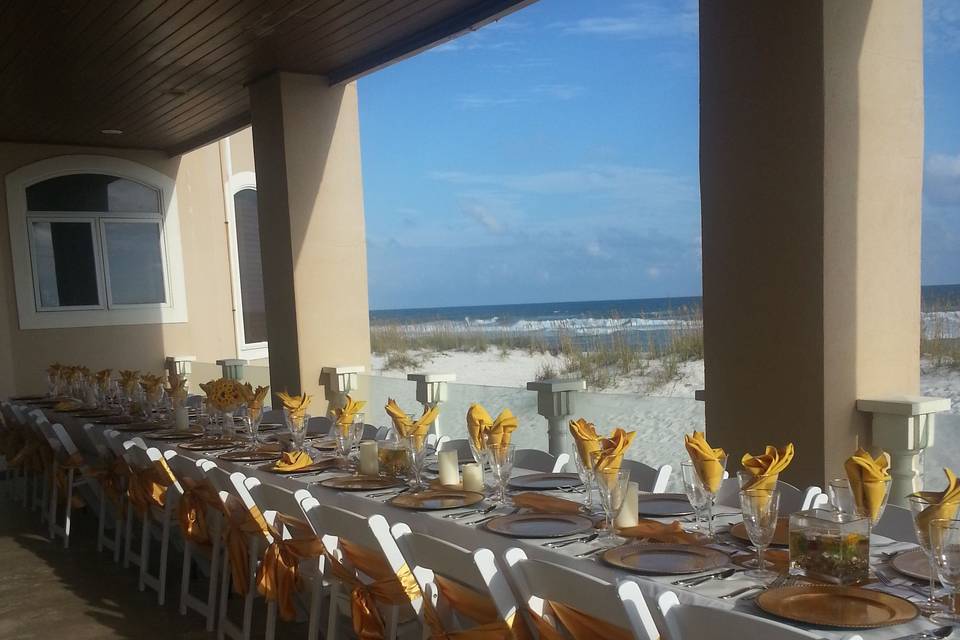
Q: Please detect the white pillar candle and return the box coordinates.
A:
[174,406,190,432]
[359,441,379,476]
[438,450,460,486]
[462,463,484,493]
[615,481,640,528]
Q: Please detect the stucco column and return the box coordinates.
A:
[526,379,585,461]
[216,358,247,381]
[249,73,371,408]
[700,1,923,487]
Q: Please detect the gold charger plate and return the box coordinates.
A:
[113,421,172,432]
[756,585,918,629]
[731,516,790,547]
[178,439,240,452]
[11,394,45,401]
[261,457,345,474]
[71,409,115,418]
[146,429,204,441]
[219,447,282,462]
[391,489,485,510]
[603,543,730,575]
[95,415,135,425]
[485,512,593,538]
[891,548,934,583]
[320,476,405,491]
[635,493,695,517]
[508,472,583,491]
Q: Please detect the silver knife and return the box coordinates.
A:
[886,627,953,640]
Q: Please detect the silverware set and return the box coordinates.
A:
[542,533,599,548]
[672,567,739,587]
[444,504,495,520]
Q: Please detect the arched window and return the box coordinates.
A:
[6,156,187,329]
[226,171,267,358]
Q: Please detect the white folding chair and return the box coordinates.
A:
[244,475,325,640]
[82,422,125,561]
[716,477,821,513]
[621,460,672,493]
[514,449,569,473]
[169,456,226,631]
[24,408,53,515]
[873,503,917,543]
[46,421,96,547]
[125,444,182,605]
[503,547,660,640]
[657,591,864,640]
[295,495,420,640]
[382,517,525,638]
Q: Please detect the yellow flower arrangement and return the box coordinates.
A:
[200,378,247,413]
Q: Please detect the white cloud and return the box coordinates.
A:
[925,153,960,205]
[554,1,697,40]
[926,0,960,54]
[455,94,529,110]
[646,266,662,280]
[533,84,585,100]
[461,199,505,234]
[585,240,606,257]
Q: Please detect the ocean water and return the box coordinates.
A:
[370,284,960,345]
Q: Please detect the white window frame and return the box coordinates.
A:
[226,171,268,360]
[6,155,188,329]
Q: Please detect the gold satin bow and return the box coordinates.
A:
[178,477,223,546]
[467,404,517,451]
[223,495,275,595]
[423,574,532,640]
[127,458,175,518]
[526,601,633,640]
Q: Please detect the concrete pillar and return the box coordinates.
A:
[249,72,371,407]
[216,359,247,381]
[526,379,585,461]
[407,373,456,438]
[857,397,951,506]
[319,366,364,418]
[164,355,195,391]
[700,1,923,487]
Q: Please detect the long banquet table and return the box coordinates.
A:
[46,408,958,640]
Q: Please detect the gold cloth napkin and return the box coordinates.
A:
[684,431,726,493]
[909,467,960,539]
[844,448,891,522]
[241,383,270,420]
[385,399,438,449]
[593,428,636,471]
[741,443,795,491]
[277,391,312,422]
[569,418,602,467]
[466,404,517,450]
[335,395,366,434]
[618,519,701,544]
[274,451,313,471]
[512,492,584,515]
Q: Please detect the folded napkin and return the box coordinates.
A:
[119,369,141,396]
[335,395,366,434]
[467,404,517,450]
[385,399,438,448]
[512,492,584,515]
[594,428,636,471]
[241,383,270,420]
[274,450,313,471]
[741,443,794,491]
[619,519,700,544]
[166,373,189,405]
[277,391,311,421]
[909,467,960,539]
[844,448,891,522]
[684,431,726,493]
[569,418,602,468]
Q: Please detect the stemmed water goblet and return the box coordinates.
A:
[928,519,960,626]
[404,434,428,489]
[595,468,630,543]
[739,488,781,579]
[284,410,310,453]
[350,413,365,459]
[909,495,951,615]
[573,450,596,511]
[692,454,727,539]
[680,461,710,531]
[487,444,515,504]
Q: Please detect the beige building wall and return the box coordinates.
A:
[0,141,238,396]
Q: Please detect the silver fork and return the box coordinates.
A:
[874,570,931,597]
[543,533,599,549]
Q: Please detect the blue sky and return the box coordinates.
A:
[359,0,960,310]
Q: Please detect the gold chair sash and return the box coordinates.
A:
[86,456,128,514]
[223,495,275,595]
[127,458,175,518]
[256,514,324,621]
[178,477,222,546]
[424,575,531,640]
[526,601,634,640]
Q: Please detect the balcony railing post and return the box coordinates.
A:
[526,379,586,462]
[320,366,365,418]
[407,373,456,438]
[164,355,196,391]
[857,396,951,507]
[216,359,248,381]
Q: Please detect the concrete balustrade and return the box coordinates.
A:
[526,379,586,461]
[319,366,365,417]
[407,373,456,438]
[215,359,247,381]
[163,355,196,391]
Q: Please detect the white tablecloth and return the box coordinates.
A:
[48,409,957,640]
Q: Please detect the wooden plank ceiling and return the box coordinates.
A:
[0,0,528,155]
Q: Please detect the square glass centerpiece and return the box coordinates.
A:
[789,509,870,584]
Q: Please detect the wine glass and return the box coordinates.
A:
[693,454,727,539]
[595,468,630,543]
[827,478,858,515]
[929,519,960,625]
[909,495,949,615]
[243,406,262,445]
[487,444,515,504]
[681,461,710,531]
[404,434,428,489]
[284,409,309,452]
[573,449,596,511]
[739,488,781,579]
[350,413,365,457]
